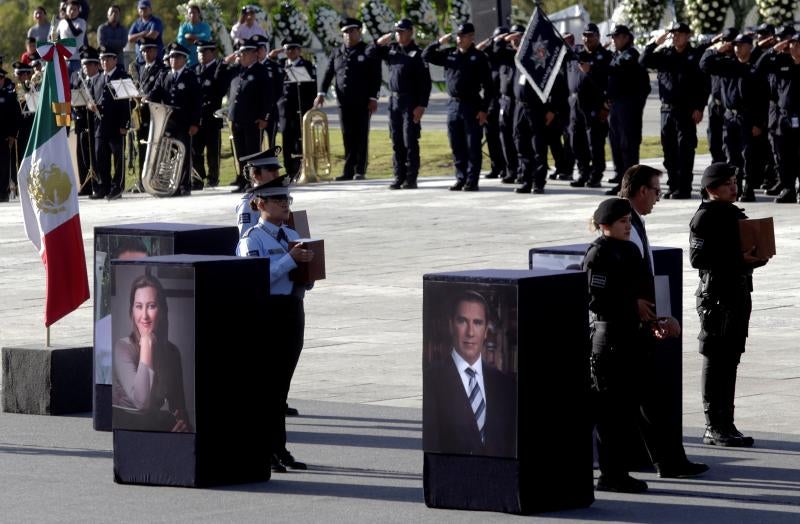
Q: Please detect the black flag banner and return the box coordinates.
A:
[514,6,567,104]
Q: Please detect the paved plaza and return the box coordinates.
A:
[1,153,799,521]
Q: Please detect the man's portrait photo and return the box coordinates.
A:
[423,283,517,458]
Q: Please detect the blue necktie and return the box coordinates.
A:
[464,367,486,443]
[276,227,288,245]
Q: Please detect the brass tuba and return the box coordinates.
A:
[297,108,332,184]
[141,101,185,196]
[127,62,142,131]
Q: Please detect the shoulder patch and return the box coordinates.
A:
[268,248,284,255]
[590,274,607,289]
[238,213,251,225]
[246,250,259,257]
[691,237,704,249]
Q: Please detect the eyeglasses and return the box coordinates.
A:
[647,186,662,197]
[267,195,293,204]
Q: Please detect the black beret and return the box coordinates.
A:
[457,22,475,35]
[700,163,738,189]
[593,198,632,226]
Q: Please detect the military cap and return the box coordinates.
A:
[79,45,100,63]
[236,37,258,52]
[281,37,302,49]
[492,25,509,38]
[394,18,413,31]
[12,61,33,74]
[167,42,190,58]
[607,25,632,37]
[510,24,526,34]
[251,34,269,48]
[700,163,737,189]
[583,23,600,35]
[196,40,217,51]
[720,27,738,42]
[241,147,283,170]
[340,17,362,32]
[755,23,775,36]
[457,22,475,35]
[776,26,795,40]
[733,34,753,46]
[249,175,290,198]
[139,38,159,50]
[593,198,632,226]
[98,46,117,58]
[668,22,691,34]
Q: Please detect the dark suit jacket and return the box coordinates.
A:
[228,62,272,126]
[423,356,516,458]
[277,57,317,130]
[92,69,131,138]
[148,67,202,134]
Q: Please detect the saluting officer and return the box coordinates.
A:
[193,40,231,189]
[315,17,382,181]
[254,34,282,150]
[135,38,166,175]
[271,38,317,180]
[705,28,738,165]
[752,23,780,192]
[640,22,709,199]
[235,147,282,237]
[0,67,21,203]
[91,47,130,200]
[369,18,432,189]
[228,37,272,192]
[147,42,201,196]
[605,25,650,195]
[423,22,494,191]
[495,24,523,185]
[69,48,100,196]
[478,25,511,180]
[566,23,613,189]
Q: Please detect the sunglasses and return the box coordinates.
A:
[267,195,293,204]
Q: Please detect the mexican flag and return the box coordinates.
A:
[17,38,89,327]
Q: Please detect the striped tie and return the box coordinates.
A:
[465,367,486,443]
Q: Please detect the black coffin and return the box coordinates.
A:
[422,269,593,514]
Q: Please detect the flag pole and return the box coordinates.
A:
[46,325,50,347]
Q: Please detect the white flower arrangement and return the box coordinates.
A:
[622,0,667,37]
[309,1,341,52]
[272,1,313,48]
[176,0,234,54]
[402,0,439,43]
[447,0,471,33]
[755,0,796,25]
[360,0,398,41]
[685,0,731,35]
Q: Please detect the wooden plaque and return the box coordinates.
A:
[288,238,325,284]
[739,217,776,259]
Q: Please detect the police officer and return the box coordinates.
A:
[147,42,201,196]
[235,147,282,237]
[567,23,612,189]
[193,40,230,189]
[316,17,382,181]
[227,37,272,192]
[478,25,511,180]
[423,22,494,191]
[495,25,523,185]
[237,175,314,472]
[91,47,130,200]
[0,67,21,202]
[254,34,282,150]
[69,48,100,196]
[690,163,770,447]
[705,28,738,165]
[135,39,166,177]
[640,22,708,199]
[752,23,780,192]
[271,38,317,180]
[369,18,432,189]
[700,35,769,202]
[12,62,36,184]
[606,25,650,195]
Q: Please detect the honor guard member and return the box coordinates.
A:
[477,25,511,180]
[193,40,231,188]
[700,34,769,202]
[69,48,100,196]
[135,38,166,176]
[495,25,523,185]
[254,34,282,150]
[235,147,283,237]
[566,23,612,189]
[315,17,382,181]
[752,23,780,192]
[11,62,36,191]
[236,175,314,472]
[605,25,651,195]
[0,67,21,202]
[423,22,494,191]
[640,22,709,199]
[91,47,130,200]
[228,37,272,192]
[690,163,770,447]
[271,38,317,180]
[755,32,800,202]
[147,42,201,196]
[705,28,738,165]
[368,18,432,189]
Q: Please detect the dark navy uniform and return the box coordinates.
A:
[0,70,21,201]
[707,74,726,163]
[228,61,272,181]
[277,56,317,178]
[368,34,432,188]
[70,69,97,195]
[319,40,382,179]
[640,38,709,198]
[422,30,494,189]
[135,58,166,173]
[261,56,283,149]
[482,34,510,179]
[495,41,520,183]
[92,65,131,197]
[566,44,612,186]
[193,57,230,187]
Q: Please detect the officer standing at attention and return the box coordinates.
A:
[91,47,131,200]
[237,175,314,472]
[423,22,494,191]
[193,40,231,189]
[315,17,382,181]
[477,25,511,180]
[0,67,21,203]
[147,43,201,197]
[369,18,432,189]
[254,34,283,150]
[235,147,282,237]
[605,25,650,196]
[567,23,613,189]
[705,28,738,165]
[228,37,272,192]
[134,39,166,178]
[494,25,523,185]
[640,22,708,199]
[69,48,100,196]
[690,163,770,447]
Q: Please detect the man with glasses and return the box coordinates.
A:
[235,148,283,238]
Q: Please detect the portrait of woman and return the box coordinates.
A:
[112,274,192,433]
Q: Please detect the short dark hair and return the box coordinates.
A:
[27,36,36,43]
[620,164,662,199]
[35,6,47,14]
[450,290,490,323]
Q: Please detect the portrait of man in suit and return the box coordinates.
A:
[423,289,517,458]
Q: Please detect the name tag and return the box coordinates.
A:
[268,248,284,255]
[246,250,259,257]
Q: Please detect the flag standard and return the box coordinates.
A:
[515,6,568,104]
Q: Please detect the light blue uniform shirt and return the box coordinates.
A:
[236,193,259,238]
[237,218,299,295]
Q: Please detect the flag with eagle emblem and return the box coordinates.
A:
[514,6,568,104]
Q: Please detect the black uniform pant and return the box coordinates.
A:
[95,132,124,195]
[766,127,780,186]
[269,294,305,456]
[609,99,643,179]
[447,98,483,184]
[75,126,96,193]
[707,99,726,163]
[266,105,278,149]
[170,130,192,192]
[192,124,221,185]
[0,138,11,197]
[280,111,303,179]
[485,100,506,176]
[722,112,767,189]
[513,103,548,188]
[388,94,421,184]
[775,126,800,191]
[339,102,371,177]
[233,122,262,184]
[569,97,608,182]
[498,96,519,179]
[660,107,697,194]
